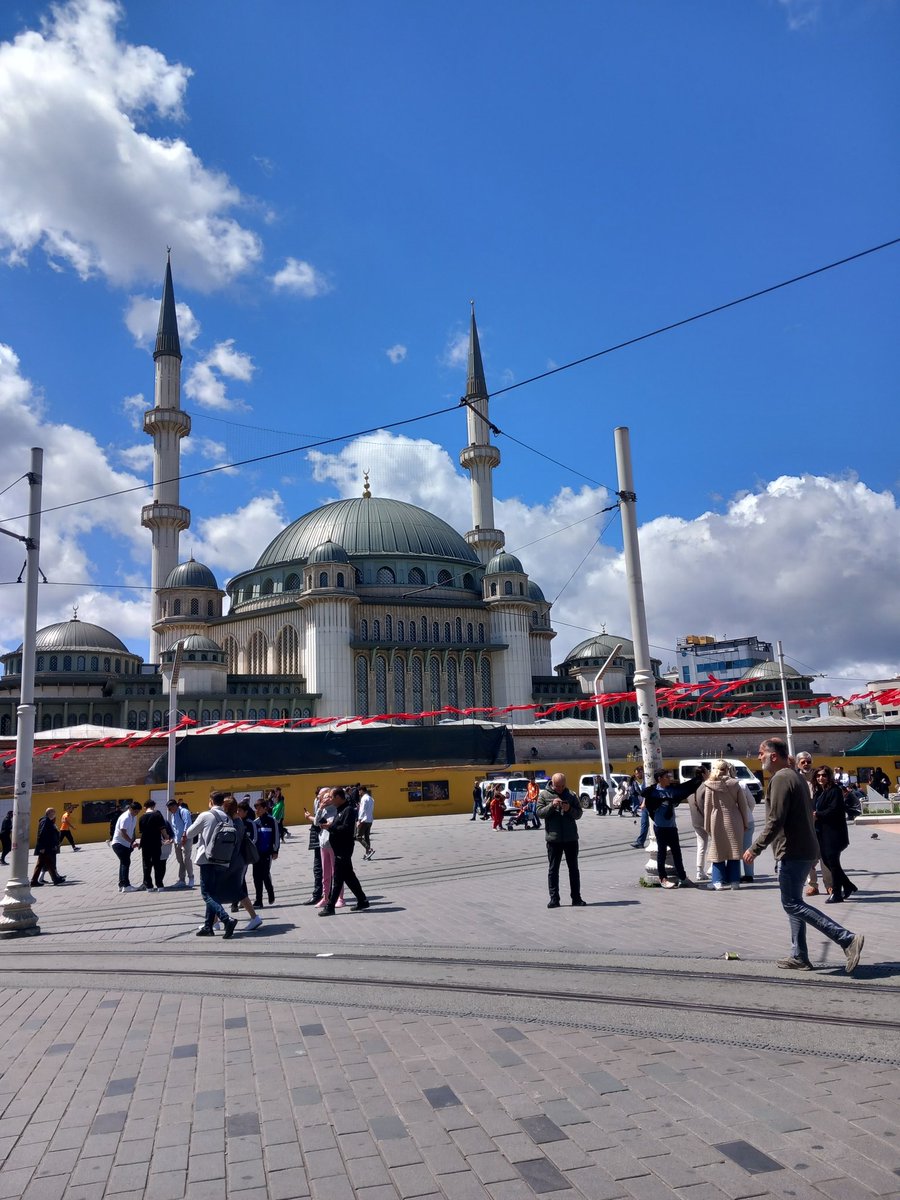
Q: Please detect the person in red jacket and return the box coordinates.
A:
[489,784,507,831]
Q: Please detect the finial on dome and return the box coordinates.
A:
[72,604,79,621]
[362,471,371,499]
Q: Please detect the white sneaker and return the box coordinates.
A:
[713,882,726,890]
[660,879,678,889]
[245,916,263,931]
[122,885,138,893]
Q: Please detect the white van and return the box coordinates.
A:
[677,758,763,804]
[578,773,630,804]
[479,776,532,806]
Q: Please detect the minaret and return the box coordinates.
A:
[459,305,504,564]
[141,254,191,664]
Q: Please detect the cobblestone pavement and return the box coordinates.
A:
[1,809,898,1199]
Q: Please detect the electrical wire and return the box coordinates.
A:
[551,507,621,606]
[0,474,27,502]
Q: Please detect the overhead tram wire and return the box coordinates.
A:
[3,234,897,529]
[550,507,621,607]
[0,474,27,502]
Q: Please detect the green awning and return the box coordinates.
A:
[845,729,900,756]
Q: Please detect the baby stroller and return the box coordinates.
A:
[504,800,541,830]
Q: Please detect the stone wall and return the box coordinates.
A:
[0,743,160,794]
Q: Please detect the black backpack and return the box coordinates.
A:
[206,810,237,866]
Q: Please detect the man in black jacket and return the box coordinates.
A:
[536,773,585,908]
[138,800,173,892]
[318,787,369,915]
[31,808,65,886]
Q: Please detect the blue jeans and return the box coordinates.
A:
[741,823,755,879]
[634,806,649,845]
[778,858,853,960]
[199,863,229,927]
[711,859,741,885]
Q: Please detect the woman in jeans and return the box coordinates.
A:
[813,766,857,903]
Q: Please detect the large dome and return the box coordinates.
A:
[255,497,479,568]
[28,618,129,654]
[565,632,636,662]
[743,660,800,680]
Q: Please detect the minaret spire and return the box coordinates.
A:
[458,304,504,565]
[142,253,191,663]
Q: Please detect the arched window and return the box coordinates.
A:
[430,657,441,712]
[319,572,328,588]
[248,708,257,721]
[76,656,85,671]
[437,570,452,586]
[466,623,474,643]
[285,573,301,592]
[432,622,439,642]
[408,567,426,585]
[0,715,9,736]
[355,656,369,716]
[393,658,406,714]
[375,656,387,714]
[377,567,395,585]
[336,572,345,588]
[478,623,485,642]
[490,583,497,596]
[36,657,44,671]
[385,615,393,641]
[463,657,476,707]
[261,578,274,596]
[397,620,404,642]
[222,637,238,673]
[463,573,474,589]
[447,659,459,708]
[355,567,363,585]
[127,711,137,729]
[531,610,538,626]
[190,597,199,615]
[409,622,416,643]
[162,601,168,617]
[455,618,462,642]
[207,600,214,616]
[247,630,268,674]
[519,583,525,595]
[115,658,121,673]
[138,710,148,729]
[420,617,428,642]
[91,656,99,670]
[103,656,111,671]
[307,575,312,589]
[202,709,211,724]
[173,599,182,615]
[360,619,368,640]
[42,714,52,731]
[63,655,72,671]
[372,620,381,641]
[411,657,423,723]
[444,622,451,643]
[504,581,514,595]
[480,658,492,708]
[277,625,300,675]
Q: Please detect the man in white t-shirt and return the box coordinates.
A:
[112,802,143,892]
[355,786,375,860]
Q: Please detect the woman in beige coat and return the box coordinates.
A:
[700,760,752,890]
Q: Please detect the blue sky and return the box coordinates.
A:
[0,0,897,696]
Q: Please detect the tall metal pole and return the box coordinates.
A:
[0,448,43,937]
[776,639,795,758]
[166,641,184,806]
[592,643,622,788]
[614,428,662,782]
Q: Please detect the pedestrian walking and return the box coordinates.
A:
[470,781,485,820]
[489,783,507,831]
[58,805,79,851]
[112,801,142,891]
[271,787,290,840]
[301,789,326,905]
[31,808,65,886]
[641,768,704,889]
[743,738,865,973]
[183,791,238,939]
[536,773,586,907]
[138,800,173,891]
[0,809,11,864]
[593,776,609,815]
[813,766,857,903]
[166,798,195,888]
[317,787,369,915]
[252,797,280,906]
[355,785,375,859]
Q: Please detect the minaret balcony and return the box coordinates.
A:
[141,502,191,532]
[465,527,505,550]
[459,443,500,471]
[144,407,191,438]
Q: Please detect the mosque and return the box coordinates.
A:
[0,259,583,734]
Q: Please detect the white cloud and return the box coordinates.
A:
[0,342,151,655]
[124,295,200,350]
[385,344,407,365]
[777,0,822,31]
[189,494,287,578]
[441,330,468,369]
[270,257,331,297]
[306,431,900,698]
[0,0,262,288]
[184,339,254,411]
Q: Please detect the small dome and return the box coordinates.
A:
[179,635,223,652]
[742,660,800,681]
[307,540,350,565]
[164,558,219,590]
[565,632,636,662]
[527,581,546,602]
[29,618,129,654]
[486,551,524,575]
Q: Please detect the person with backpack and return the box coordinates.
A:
[252,796,280,907]
[182,791,238,938]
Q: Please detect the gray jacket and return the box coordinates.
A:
[536,788,582,843]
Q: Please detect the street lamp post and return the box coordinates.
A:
[592,643,622,793]
[0,448,44,938]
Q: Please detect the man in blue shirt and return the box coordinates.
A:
[641,769,703,889]
[166,798,194,888]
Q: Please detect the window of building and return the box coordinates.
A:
[190,597,199,615]
[319,571,328,588]
[373,620,381,641]
[385,615,393,640]
[432,622,439,642]
[336,572,345,588]
[490,583,497,596]
[447,659,458,708]
[377,567,395,584]
[408,567,426,585]
[393,658,406,714]
[409,622,416,643]
[466,623,474,643]
[261,577,274,596]
[355,656,369,716]
[478,623,485,642]
[277,625,299,675]
[104,657,111,672]
[444,622,451,643]
[90,656,99,670]
[248,630,268,674]
[285,572,301,592]
[504,581,513,595]
[437,569,452,586]
[360,619,368,640]
[207,600,214,616]
[173,600,181,615]
[455,618,462,642]
[430,656,441,712]
[37,656,44,671]
[463,657,476,708]
[375,656,387,714]
[463,573,474,589]
[411,657,423,723]
[480,657,492,708]
[397,620,404,641]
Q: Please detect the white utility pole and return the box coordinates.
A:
[592,643,622,788]
[0,448,44,938]
[776,639,795,758]
[614,428,662,781]
[166,640,184,806]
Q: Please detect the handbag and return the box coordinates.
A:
[160,840,174,861]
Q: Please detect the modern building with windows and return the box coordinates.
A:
[676,634,773,686]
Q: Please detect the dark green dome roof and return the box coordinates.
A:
[565,632,636,662]
[486,551,524,575]
[307,540,350,565]
[29,618,129,654]
[527,581,546,601]
[164,559,218,589]
[255,497,479,568]
[180,635,223,652]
